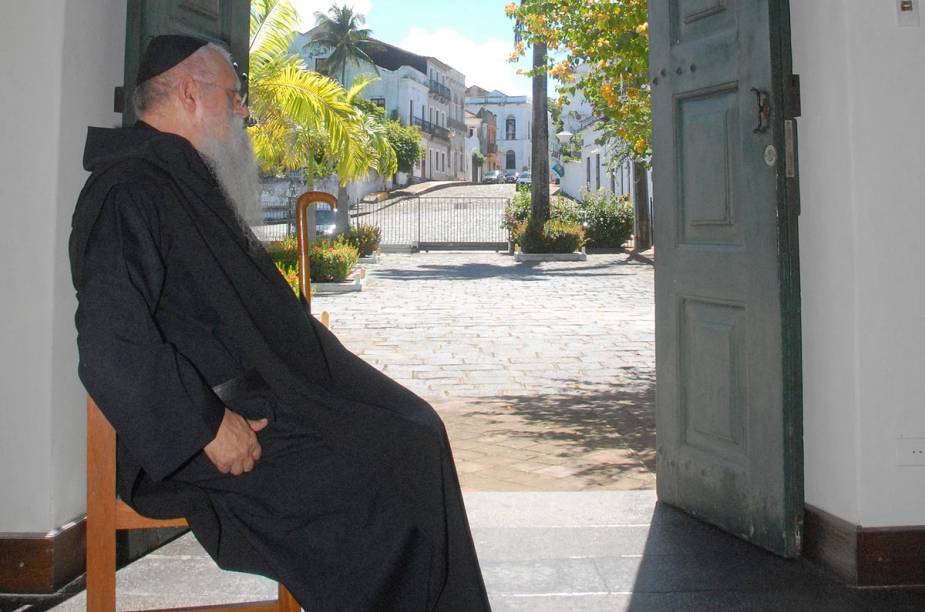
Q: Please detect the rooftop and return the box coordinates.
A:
[302,28,462,79]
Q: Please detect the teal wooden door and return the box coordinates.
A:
[650,0,803,557]
[123,0,250,126]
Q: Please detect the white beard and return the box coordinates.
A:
[197,112,263,238]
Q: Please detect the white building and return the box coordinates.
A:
[464,110,482,182]
[555,67,635,202]
[293,32,468,183]
[465,86,533,172]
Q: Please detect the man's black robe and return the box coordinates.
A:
[69,123,490,611]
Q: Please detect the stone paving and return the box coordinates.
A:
[45,492,925,611]
[312,249,656,491]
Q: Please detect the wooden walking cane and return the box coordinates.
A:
[295,191,337,325]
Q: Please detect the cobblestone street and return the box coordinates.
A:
[312,249,656,491]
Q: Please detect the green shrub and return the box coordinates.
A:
[338,224,381,257]
[273,261,316,297]
[267,236,321,295]
[501,192,581,234]
[501,190,532,233]
[579,189,635,248]
[550,197,582,225]
[513,217,586,253]
[267,236,299,294]
[309,239,359,282]
[266,234,298,267]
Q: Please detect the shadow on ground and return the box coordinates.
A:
[374,254,651,283]
[440,371,656,490]
[615,503,925,612]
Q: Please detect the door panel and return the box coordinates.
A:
[123,0,249,126]
[650,0,803,557]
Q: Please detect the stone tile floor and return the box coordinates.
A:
[8,251,925,611]
[30,492,925,612]
[312,251,656,491]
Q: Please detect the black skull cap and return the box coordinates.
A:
[136,34,209,85]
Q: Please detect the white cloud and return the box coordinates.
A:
[289,0,374,33]
[398,27,532,98]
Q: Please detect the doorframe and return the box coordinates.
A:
[768,0,804,554]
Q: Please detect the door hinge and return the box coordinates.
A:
[784,120,796,178]
[785,74,801,119]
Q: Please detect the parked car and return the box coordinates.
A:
[503,170,519,183]
[482,170,501,184]
[516,171,532,186]
[315,208,336,237]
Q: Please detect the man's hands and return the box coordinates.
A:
[203,408,268,475]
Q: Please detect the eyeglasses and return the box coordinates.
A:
[194,79,247,110]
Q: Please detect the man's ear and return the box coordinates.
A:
[177,74,199,113]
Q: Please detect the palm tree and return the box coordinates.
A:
[311,5,382,86]
[248,0,373,182]
[331,75,397,233]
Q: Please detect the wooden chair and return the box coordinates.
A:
[86,397,301,612]
[85,193,336,611]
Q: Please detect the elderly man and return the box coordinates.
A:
[69,35,490,610]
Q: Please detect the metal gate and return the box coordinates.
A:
[350,196,510,250]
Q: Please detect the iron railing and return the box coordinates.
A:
[350,196,510,250]
[428,79,451,100]
[412,117,450,141]
[252,203,295,241]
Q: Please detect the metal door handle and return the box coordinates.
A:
[750,88,771,134]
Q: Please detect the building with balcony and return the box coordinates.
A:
[293,31,468,183]
[465,86,533,173]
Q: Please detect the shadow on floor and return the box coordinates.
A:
[617,503,925,612]
[448,373,656,488]
[373,254,651,283]
[471,375,653,447]
[0,576,84,612]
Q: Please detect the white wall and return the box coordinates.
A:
[0,0,126,533]
[793,0,925,527]
[559,127,632,202]
[467,97,533,171]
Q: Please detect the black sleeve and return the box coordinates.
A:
[75,182,225,481]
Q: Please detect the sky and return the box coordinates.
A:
[289,0,533,96]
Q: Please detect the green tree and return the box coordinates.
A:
[330,75,398,233]
[506,0,650,162]
[471,150,486,168]
[471,150,486,182]
[248,0,373,183]
[311,5,382,86]
[385,120,424,174]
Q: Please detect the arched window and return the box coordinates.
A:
[506,117,516,140]
[505,150,516,170]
